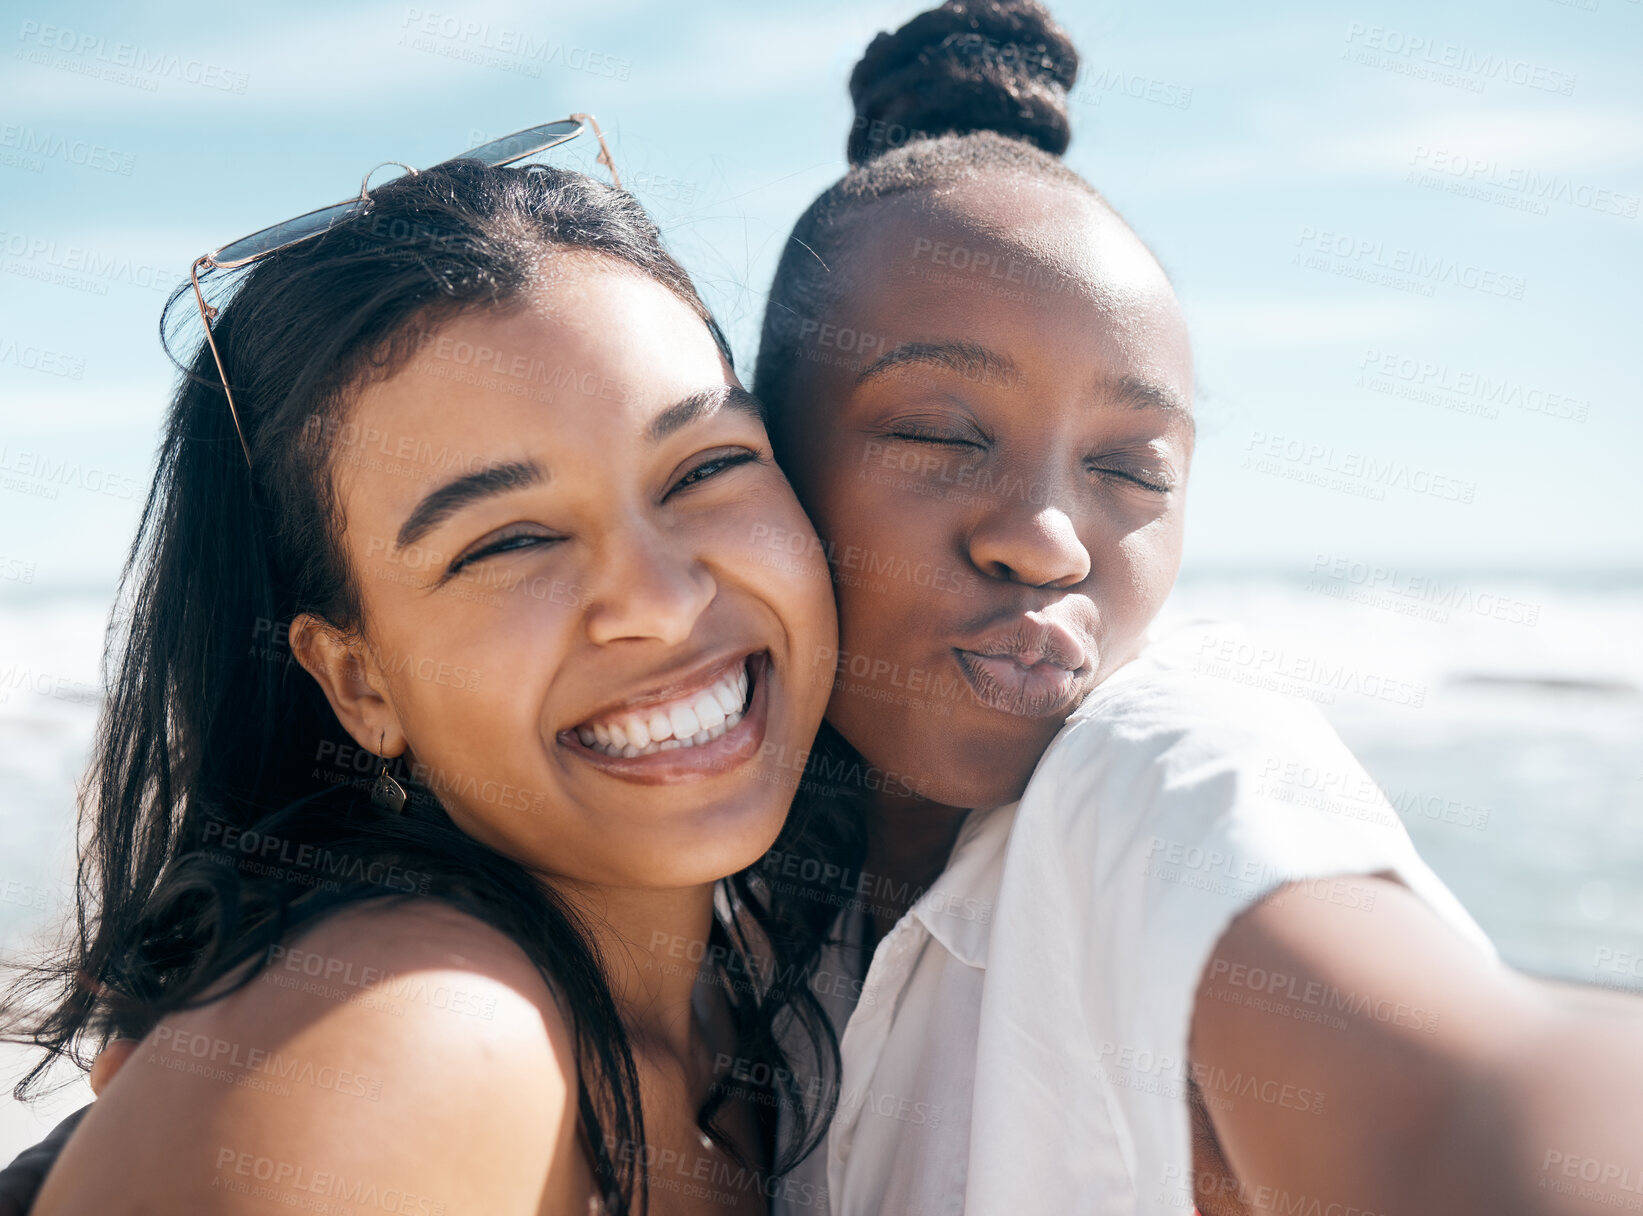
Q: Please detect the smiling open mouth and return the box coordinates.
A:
[558,651,772,779]
[574,660,751,758]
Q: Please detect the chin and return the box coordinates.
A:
[637,788,793,887]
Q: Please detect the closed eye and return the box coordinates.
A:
[1088,464,1176,493]
[885,429,982,448]
[669,448,763,495]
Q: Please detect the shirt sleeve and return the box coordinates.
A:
[1028,659,1495,1213]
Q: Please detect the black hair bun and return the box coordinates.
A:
[847,0,1078,166]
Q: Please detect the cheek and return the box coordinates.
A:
[1108,518,1184,619]
[708,480,837,661]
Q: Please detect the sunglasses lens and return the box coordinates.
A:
[460,119,583,167]
[213,200,365,266]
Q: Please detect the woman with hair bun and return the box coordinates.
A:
[755,1,1643,1213]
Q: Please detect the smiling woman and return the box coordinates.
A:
[1,157,840,1215]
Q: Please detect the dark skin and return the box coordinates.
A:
[776,173,1643,1213]
[774,182,1194,938]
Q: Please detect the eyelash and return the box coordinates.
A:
[672,448,763,491]
[444,449,764,576]
[1089,464,1174,493]
[887,429,981,448]
[893,430,1171,494]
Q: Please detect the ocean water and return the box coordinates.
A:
[2,573,1641,1159]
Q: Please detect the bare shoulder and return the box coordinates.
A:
[35,899,584,1216]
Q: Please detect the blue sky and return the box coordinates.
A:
[1,0,1639,589]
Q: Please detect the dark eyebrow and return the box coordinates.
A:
[855,340,1020,388]
[647,384,766,442]
[394,386,764,551]
[396,461,545,551]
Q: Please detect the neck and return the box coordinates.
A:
[858,785,972,946]
[553,877,720,1065]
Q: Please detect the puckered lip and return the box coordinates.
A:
[564,648,756,734]
[952,614,1091,674]
[948,611,1098,719]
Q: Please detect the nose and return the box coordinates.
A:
[967,492,1091,589]
[582,525,718,647]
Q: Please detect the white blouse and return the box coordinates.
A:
[774,624,1497,1215]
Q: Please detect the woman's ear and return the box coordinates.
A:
[288,613,406,757]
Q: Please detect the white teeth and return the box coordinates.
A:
[669,704,702,740]
[692,692,726,731]
[575,661,757,758]
[647,709,674,743]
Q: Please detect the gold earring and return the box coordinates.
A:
[371,732,407,814]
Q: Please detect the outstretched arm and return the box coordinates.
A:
[1192,876,1643,1215]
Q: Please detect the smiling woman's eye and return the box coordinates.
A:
[669,448,764,495]
[447,529,559,577]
